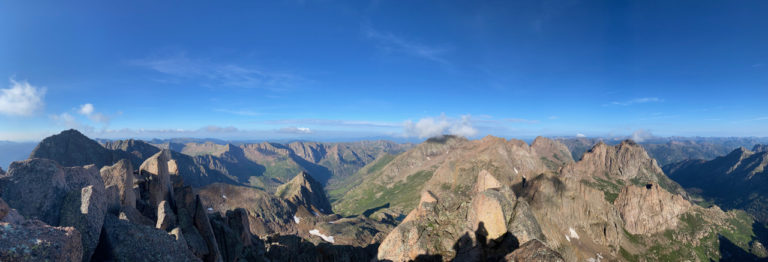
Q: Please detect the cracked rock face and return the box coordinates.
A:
[0,220,83,262]
[614,184,691,235]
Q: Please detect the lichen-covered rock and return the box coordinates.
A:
[614,184,691,235]
[0,220,83,262]
[0,159,68,225]
[100,159,136,209]
[503,239,564,262]
[101,215,200,262]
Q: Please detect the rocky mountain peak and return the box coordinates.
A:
[531,136,574,167]
[275,171,332,215]
[30,129,115,168]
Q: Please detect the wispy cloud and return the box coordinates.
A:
[606,97,663,106]
[363,26,451,65]
[0,78,46,116]
[131,52,301,90]
[264,119,400,128]
[78,103,111,125]
[278,126,313,134]
[403,114,477,138]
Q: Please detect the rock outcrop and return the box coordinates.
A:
[100,159,137,210]
[378,169,541,262]
[0,159,69,224]
[503,239,565,262]
[614,184,692,235]
[531,136,574,168]
[98,215,200,262]
[275,171,332,215]
[561,140,686,196]
[0,220,83,262]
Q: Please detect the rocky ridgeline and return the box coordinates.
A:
[2,129,766,261]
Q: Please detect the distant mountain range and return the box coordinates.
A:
[3,129,768,261]
[557,136,768,166]
[665,144,768,223]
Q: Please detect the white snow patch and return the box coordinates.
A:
[207,207,214,212]
[222,194,227,199]
[293,215,301,224]
[569,227,580,239]
[514,167,519,174]
[565,235,570,242]
[309,229,335,243]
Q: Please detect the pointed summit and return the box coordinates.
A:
[30,129,116,168]
[275,171,332,215]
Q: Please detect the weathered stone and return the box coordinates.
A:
[157,200,177,231]
[140,150,175,216]
[59,165,107,262]
[193,195,223,262]
[100,159,136,209]
[0,159,68,225]
[171,227,186,243]
[475,169,502,193]
[60,185,107,262]
[119,206,155,226]
[614,184,691,235]
[101,214,200,262]
[503,239,564,262]
[507,200,546,244]
[0,220,83,262]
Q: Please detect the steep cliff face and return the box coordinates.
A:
[614,184,692,235]
[562,140,687,201]
[665,146,768,223]
[531,136,574,169]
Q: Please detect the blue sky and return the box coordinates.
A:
[1,0,767,141]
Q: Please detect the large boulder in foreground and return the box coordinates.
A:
[99,215,200,262]
[0,220,83,262]
[0,158,68,225]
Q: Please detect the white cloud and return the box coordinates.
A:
[0,79,46,116]
[403,114,478,138]
[631,129,654,142]
[79,103,94,115]
[608,97,663,106]
[576,133,586,137]
[278,126,313,134]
